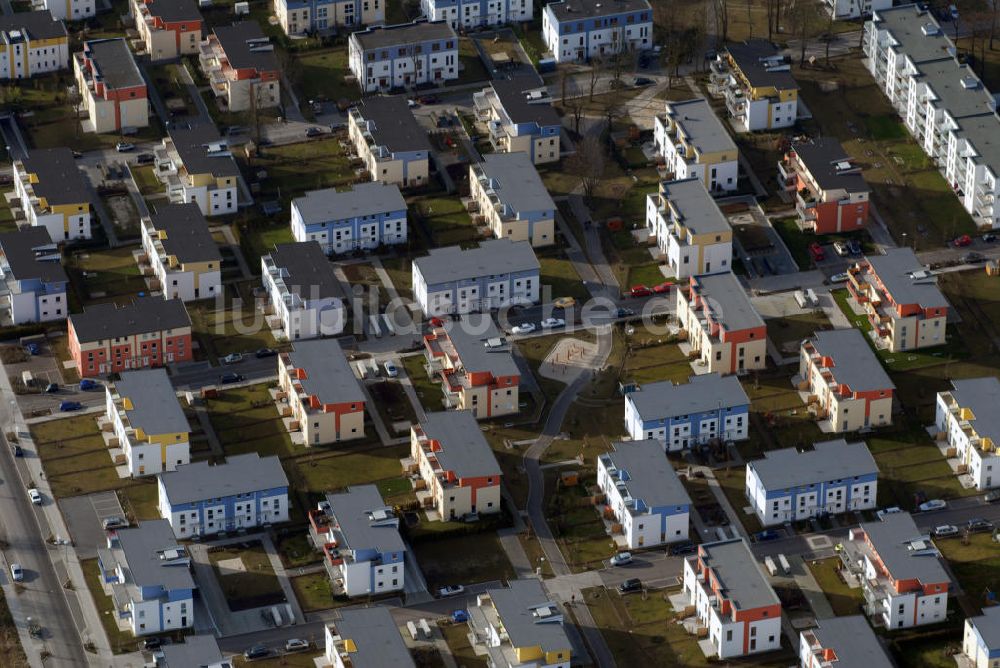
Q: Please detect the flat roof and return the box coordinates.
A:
[490,75,561,127]
[159,454,288,506]
[697,538,779,611]
[871,5,956,65]
[326,485,405,554]
[627,373,749,419]
[212,21,278,72]
[478,152,555,216]
[414,239,539,286]
[953,113,1000,170]
[115,520,195,590]
[113,368,189,436]
[419,410,501,479]
[666,98,737,156]
[332,607,416,668]
[790,138,868,194]
[914,60,995,119]
[149,203,221,265]
[546,0,651,21]
[293,182,406,224]
[0,227,66,284]
[689,271,764,332]
[864,248,949,309]
[0,10,67,41]
[806,617,894,668]
[602,440,691,509]
[968,607,1000,651]
[749,439,878,491]
[486,579,571,653]
[142,0,201,22]
[268,241,341,300]
[948,377,1000,446]
[808,329,894,393]
[285,339,365,406]
[167,122,240,178]
[158,635,224,668]
[862,512,950,584]
[442,314,520,378]
[83,38,144,89]
[71,298,191,343]
[660,178,729,236]
[352,19,456,50]
[725,40,797,91]
[19,147,89,206]
[354,96,432,153]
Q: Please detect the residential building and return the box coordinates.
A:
[597,440,691,548]
[140,203,221,302]
[308,485,405,597]
[962,606,1000,668]
[73,38,148,133]
[348,19,458,92]
[131,0,202,61]
[847,248,949,352]
[348,96,431,188]
[405,410,502,521]
[468,579,572,667]
[158,636,228,668]
[839,512,951,629]
[421,0,531,29]
[469,152,555,247]
[157,454,289,538]
[69,299,193,377]
[261,241,345,340]
[652,98,739,193]
[645,177,732,279]
[682,538,782,658]
[746,439,879,526]
[95,520,194,636]
[779,138,871,234]
[624,373,750,450]
[0,227,67,324]
[199,22,279,112]
[276,0,383,37]
[325,607,416,668]
[412,239,539,316]
[675,271,767,375]
[104,369,190,477]
[824,0,890,19]
[153,122,239,217]
[12,147,91,241]
[541,0,652,63]
[423,315,520,417]
[799,616,893,668]
[711,40,798,132]
[0,11,68,80]
[799,329,896,432]
[290,182,407,255]
[473,75,561,164]
[277,339,365,445]
[936,377,1000,491]
[37,0,92,22]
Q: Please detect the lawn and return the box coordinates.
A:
[208,541,287,612]
[246,137,358,208]
[292,48,360,106]
[380,256,413,299]
[739,371,821,460]
[621,338,693,386]
[32,415,132,498]
[131,164,163,197]
[289,572,337,612]
[288,443,409,494]
[807,558,865,617]
[627,262,667,288]
[441,621,488,668]
[867,427,976,508]
[935,533,1000,601]
[64,245,148,311]
[81,558,142,654]
[188,294,281,361]
[204,383,298,458]
[236,216,295,274]
[457,37,490,84]
[766,310,832,355]
[275,532,322,569]
[548,474,616,571]
[120,481,161,521]
[539,254,590,303]
[411,532,515,592]
[412,196,480,247]
[401,354,446,413]
[770,216,812,270]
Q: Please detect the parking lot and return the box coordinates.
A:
[59,491,125,559]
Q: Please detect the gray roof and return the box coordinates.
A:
[0,227,66,284]
[477,152,555,216]
[326,485,405,554]
[331,607,416,668]
[546,0,651,21]
[807,329,894,393]
[872,5,955,65]
[142,0,201,22]
[113,368,189,436]
[490,75,560,127]
[805,617,893,668]
[351,19,456,50]
[83,38,144,89]
[159,454,288,506]
[689,271,765,331]
[913,59,995,119]
[19,147,89,206]
[627,373,749,420]
[115,520,195,590]
[666,98,737,156]
[418,410,501,479]
[444,313,520,378]
[602,440,691,509]
[485,579,571,653]
[861,512,950,584]
[968,606,1000,650]
[953,113,1000,171]
[948,377,1000,445]
[659,178,729,236]
[71,298,191,343]
[212,21,278,72]
[158,635,225,668]
[414,239,539,286]
[864,248,949,309]
[149,203,221,264]
[268,241,341,300]
[293,182,406,224]
[790,138,868,194]
[354,96,431,153]
[749,440,878,491]
[696,538,779,611]
[725,40,797,91]
[0,10,67,41]
[168,122,239,178]
[285,339,364,405]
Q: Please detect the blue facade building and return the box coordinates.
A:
[0,227,67,324]
[348,20,458,93]
[420,0,532,30]
[290,182,407,255]
[542,0,652,63]
[276,0,384,36]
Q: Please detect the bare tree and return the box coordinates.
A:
[565,95,585,135]
[713,0,731,44]
[990,0,999,49]
[600,95,625,135]
[567,135,607,201]
[764,0,781,40]
[588,56,604,102]
[560,69,568,105]
[67,89,83,138]
[788,0,824,66]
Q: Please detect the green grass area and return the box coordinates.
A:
[765,310,832,355]
[889,629,965,668]
[289,444,409,495]
[737,372,820,461]
[626,262,667,288]
[713,467,762,534]
[807,558,865,617]
[235,217,295,274]
[208,541,286,612]
[275,533,322,569]
[131,165,163,197]
[621,339,692,386]
[413,196,480,247]
[246,138,357,208]
[231,652,326,668]
[64,245,147,311]
[32,416,138,498]
[119,481,161,521]
[457,37,490,84]
[380,256,413,299]
[441,621,488,668]
[868,427,976,508]
[539,254,590,302]
[412,532,515,592]
[770,216,812,270]
[82,559,141,654]
[289,572,337,612]
[147,63,198,117]
[204,383,297,458]
[188,287,281,360]
[291,48,359,106]
[935,533,1000,601]
[548,474,616,571]
[369,380,419,436]
[401,354,446,413]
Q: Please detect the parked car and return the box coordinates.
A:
[617,578,642,594]
[876,506,902,520]
[962,251,986,264]
[829,272,849,283]
[9,563,23,582]
[305,126,323,138]
[10,443,23,457]
[633,76,655,87]
[284,639,310,653]
[967,518,994,533]
[919,499,947,512]
[616,307,635,318]
[27,488,42,505]
[669,541,696,556]
[954,234,973,247]
[809,242,825,262]
[135,153,155,165]
[754,529,780,542]
[59,401,83,412]
[243,645,269,660]
[102,516,128,530]
[609,552,633,566]
[384,361,399,378]
[79,379,99,391]
[553,296,576,309]
[932,524,959,538]
[949,3,959,19]
[511,323,536,335]
[255,348,277,358]
[142,637,164,651]
[44,383,59,393]
[833,241,850,257]
[450,609,469,623]
[222,353,243,364]
[985,489,1000,503]
[540,317,566,329]
[438,585,465,598]
[983,233,997,243]
[652,282,672,294]
[219,373,245,384]
[847,239,863,255]
[418,94,440,105]
[629,285,653,298]
[23,343,40,356]
[115,142,134,152]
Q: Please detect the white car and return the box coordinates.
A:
[609,552,633,566]
[919,499,947,512]
[438,585,465,598]
[511,323,536,335]
[384,361,399,378]
[875,506,901,520]
[115,142,134,152]
[833,241,850,257]
[540,317,566,329]
[829,272,849,283]
[27,488,42,505]
[9,564,22,582]
[932,525,959,538]
[284,638,309,653]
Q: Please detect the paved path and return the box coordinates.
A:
[83,178,121,248]
[190,403,224,459]
[215,224,253,281]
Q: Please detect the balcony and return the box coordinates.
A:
[777,159,797,190]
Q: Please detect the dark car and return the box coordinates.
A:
[24,343,40,355]
[305,126,324,138]
[633,77,655,87]
[418,94,440,105]
[618,578,642,594]
[754,529,780,542]
[962,251,986,264]
[616,307,635,318]
[44,383,59,393]
[10,443,23,457]
[79,379,100,391]
[669,541,696,556]
[219,373,245,384]
[244,645,269,660]
[967,518,994,534]
[142,637,163,651]
[135,153,155,165]
[255,348,278,358]
[847,239,863,255]
[985,489,1000,503]
[59,401,83,412]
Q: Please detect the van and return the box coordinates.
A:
[794,290,809,308]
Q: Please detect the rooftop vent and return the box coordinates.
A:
[961,76,980,90]
[922,24,940,36]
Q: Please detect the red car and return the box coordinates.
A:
[953,234,972,247]
[629,285,653,298]
[809,242,825,262]
[429,317,444,328]
[652,282,672,294]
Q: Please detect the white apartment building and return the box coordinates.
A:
[962,607,1000,668]
[646,177,732,280]
[541,0,652,63]
[348,20,458,93]
[140,203,221,302]
[653,98,739,193]
[0,11,68,79]
[36,0,93,21]
[12,147,92,242]
[936,378,1000,491]
[261,241,344,341]
[0,227,67,325]
[799,616,894,668]
[325,607,416,668]
[421,0,531,30]
[153,122,239,217]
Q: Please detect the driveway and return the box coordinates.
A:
[59,491,125,560]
